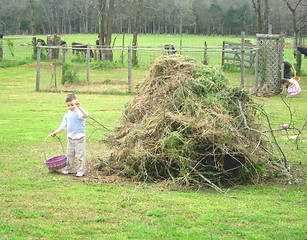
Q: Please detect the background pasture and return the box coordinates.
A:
[0,34,306,239]
[1,34,306,93]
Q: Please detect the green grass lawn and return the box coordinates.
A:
[0,38,307,239]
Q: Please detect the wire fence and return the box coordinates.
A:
[1,34,257,94]
[0,36,35,63]
[35,44,218,94]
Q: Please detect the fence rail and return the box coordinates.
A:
[35,44,211,93]
[0,33,256,93]
[222,41,256,68]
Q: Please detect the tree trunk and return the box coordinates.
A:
[97,0,106,60]
[264,0,269,33]
[252,0,262,33]
[286,0,302,75]
[105,0,114,61]
[106,0,114,46]
[132,0,143,66]
[29,0,35,35]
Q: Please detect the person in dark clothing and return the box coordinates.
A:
[283,61,296,79]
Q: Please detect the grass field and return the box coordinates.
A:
[0,35,307,239]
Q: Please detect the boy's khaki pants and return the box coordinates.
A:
[65,137,86,175]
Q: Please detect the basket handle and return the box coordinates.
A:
[44,135,65,161]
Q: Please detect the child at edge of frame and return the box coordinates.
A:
[50,93,89,177]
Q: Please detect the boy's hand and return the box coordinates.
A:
[72,100,80,106]
[50,132,56,137]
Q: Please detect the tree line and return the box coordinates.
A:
[0,0,306,37]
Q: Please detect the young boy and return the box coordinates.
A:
[51,93,89,177]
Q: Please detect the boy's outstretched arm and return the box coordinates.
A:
[50,128,64,137]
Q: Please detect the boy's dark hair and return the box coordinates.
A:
[66,93,77,102]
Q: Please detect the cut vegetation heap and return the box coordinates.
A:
[100,55,288,190]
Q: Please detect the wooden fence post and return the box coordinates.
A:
[53,58,57,88]
[47,35,53,59]
[62,45,66,77]
[240,31,245,87]
[221,41,225,66]
[203,41,208,65]
[254,38,260,89]
[36,43,41,91]
[128,45,132,93]
[53,34,60,59]
[280,35,284,79]
[86,43,90,82]
[32,36,36,58]
[180,38,182,54]
[0,34,3,60]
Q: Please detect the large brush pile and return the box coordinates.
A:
[101,56,274,188]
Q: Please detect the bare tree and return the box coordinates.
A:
[285,0,307,74]
[132,0,143,65]
[97,0,106,46]
[1,0,306,41]
[264,0,269,33]
[97,0,114,60]
[252,0,269,33]
[252,0,262,33]
[106,0,114,47]
[29,0,35,35]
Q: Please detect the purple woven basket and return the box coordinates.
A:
[45,154,67,171]
[44,135,67,171]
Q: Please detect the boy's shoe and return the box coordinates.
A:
[76,172,85,177]
[62,170,71,175]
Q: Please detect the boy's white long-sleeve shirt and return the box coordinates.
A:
[60,108,86,139]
